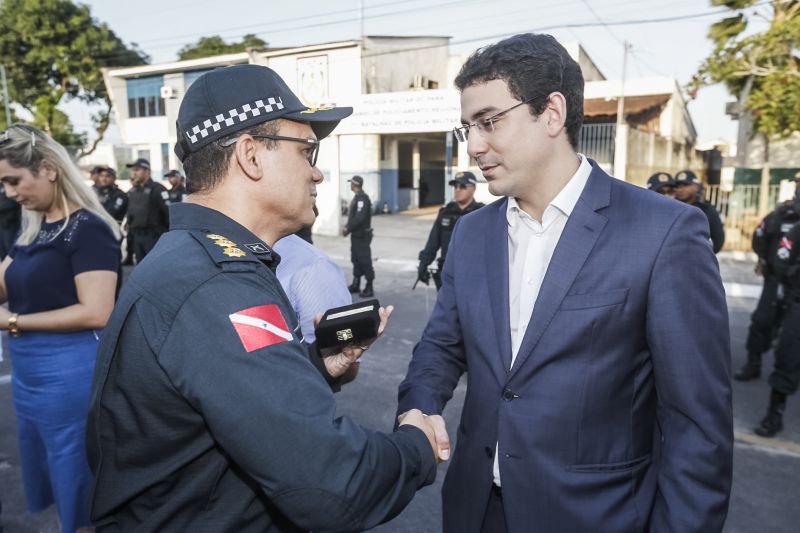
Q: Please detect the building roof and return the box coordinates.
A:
[584,94,672,118]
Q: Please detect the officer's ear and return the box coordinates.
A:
[233,135,265,182]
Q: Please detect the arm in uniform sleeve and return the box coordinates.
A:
[706,204,725,254]
[418,208,444,269]
[752,213,772,260]
[153,183,171,226]
[646,206,733,531]
[157,272,436,532]
[398,217,468,417]
[774,223,800,284]
[108,189,129,222]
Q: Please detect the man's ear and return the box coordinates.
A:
[544,91,568,139]
[233,135,265,181]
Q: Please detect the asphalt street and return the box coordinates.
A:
[1,207,799,532]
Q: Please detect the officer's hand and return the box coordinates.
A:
[755,260,763,276]
[417,266,430,285]
[316,305,394,379]
[397,410,449,463]
[342,228,349,237]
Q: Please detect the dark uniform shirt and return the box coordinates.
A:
[694,200,725,253]
[127,179,170,232]
[775,220,800,298]
[86,203,435,532]
[168,184,187,204]
[753,199,800,276]
[418,199,484,269]
[346,191,372,236]
[96,185,129,223]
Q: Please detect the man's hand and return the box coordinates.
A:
[318,305,394,379]
[397,410,450,462]
[755,260,763,276]
[416,266,430,286]
[342,228,350,237]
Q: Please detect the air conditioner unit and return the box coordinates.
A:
[160,86,178,99]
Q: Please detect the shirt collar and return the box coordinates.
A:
[169,203,281,269]
[506,153,592,226]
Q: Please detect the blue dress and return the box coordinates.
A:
[5,209,119,532]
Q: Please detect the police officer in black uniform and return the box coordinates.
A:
[735,179,800,381]
[86,64,438,532]
[417,171,484,290]
[89,165,104,195]
[343,175,375,297]
[754,207,800,437]
[126,158,169,263]
[646,171,676,198]
[164,169,187,203]
[674,169,725,253]
[95,166,128,223]
[0,184,20,259]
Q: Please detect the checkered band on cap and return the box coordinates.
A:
[184,96,285,145]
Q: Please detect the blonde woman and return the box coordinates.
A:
[0,124,120,532]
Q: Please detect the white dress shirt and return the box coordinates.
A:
[493,154,592,486]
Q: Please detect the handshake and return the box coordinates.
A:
[397,409,451,463]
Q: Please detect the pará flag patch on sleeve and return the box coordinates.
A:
[229,304,293,352]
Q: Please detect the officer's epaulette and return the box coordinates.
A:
[187,230,262,266]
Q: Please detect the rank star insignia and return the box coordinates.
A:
[213,239,237,247]
[223,247,246,257]
[206,234,227,240]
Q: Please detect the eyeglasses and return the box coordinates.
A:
[453,97,538,143]
[219,134,320,166]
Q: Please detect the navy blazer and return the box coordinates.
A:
[398,163,733,533]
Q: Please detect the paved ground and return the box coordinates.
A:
[1,208,799,532]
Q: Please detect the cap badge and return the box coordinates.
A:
[301,106,334,114]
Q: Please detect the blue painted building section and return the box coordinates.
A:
[380,168,399,213]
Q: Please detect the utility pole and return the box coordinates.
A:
[612,40,631,179]
[0,64,11,128]
[359,0,365,39]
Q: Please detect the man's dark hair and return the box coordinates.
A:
[454,33,584,149]
[183,120,280,194]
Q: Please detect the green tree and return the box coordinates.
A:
[0,0,148,156]
[691,1,800,210]
[178,34,268,60]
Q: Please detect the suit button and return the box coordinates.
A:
[484,446,493,458]
[502,388,516,401]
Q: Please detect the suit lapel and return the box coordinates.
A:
[487,199,513,380]
[508,165,610,380]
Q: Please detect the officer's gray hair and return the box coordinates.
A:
[0,124,121,245]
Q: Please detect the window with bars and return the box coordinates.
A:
[126,76,165,118]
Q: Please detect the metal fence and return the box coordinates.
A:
[578,123,616,165]
[704,184,781,252]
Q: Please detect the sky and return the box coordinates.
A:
[67,0,765,147]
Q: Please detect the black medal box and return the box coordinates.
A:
[315,299,380,354]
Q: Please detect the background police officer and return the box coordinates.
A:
[417,171,484,290]
[755,212,800,438]
[736,178,800,381]
[164,169,187,203]
[646,171,676,198]
[0,184,20,259]
[343,175,375,297]
[674,169,725,253]
[126,158,169,263]
[96,166,128,224]
[86,64,439,531]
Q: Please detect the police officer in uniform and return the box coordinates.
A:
[736,179,800,381]
[417,171,484,290]
[89,165,104,195]
[674,169,725,253]
[86,64,439,531]
[126,158,169,263]
[754,211,800,437]
[646,171,675,198]
[164,169,187,203]
[96,166,128,223]
[343,175,375,297]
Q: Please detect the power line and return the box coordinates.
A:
[580,0,625,46]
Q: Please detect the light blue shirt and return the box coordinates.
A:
[274,234,352,344]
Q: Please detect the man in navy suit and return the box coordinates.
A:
[397,33,732,533]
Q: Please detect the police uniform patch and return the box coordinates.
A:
[357,201,364,211]
[245,243,270,254]
[229,304,293,352]
[441,218,451,227]
[161,190,170,200]
[223,247,246,257]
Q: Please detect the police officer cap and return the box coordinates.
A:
[126,158,151,170]
[348,175,364,187]
[174,64,353,162]
[164,169,183,178]
[90,165,105,174]
[448,171,478,187]
[674,169,700,185]
[101,166,117,178]
[646,172,674,192]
